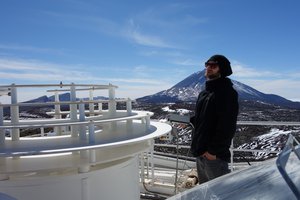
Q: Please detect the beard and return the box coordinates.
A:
[205,71,221,80]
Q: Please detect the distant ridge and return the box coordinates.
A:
[24,93,109,103]
[137,70,300,109]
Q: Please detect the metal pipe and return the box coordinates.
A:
[0,83,118,88]
[0,98,136,107]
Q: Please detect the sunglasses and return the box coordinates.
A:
[205,62,219,69]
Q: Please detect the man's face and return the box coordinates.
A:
[205,61,221,79]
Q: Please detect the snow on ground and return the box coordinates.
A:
[162,106,176,113]
[162,106,191,115]
[237,128,299,160]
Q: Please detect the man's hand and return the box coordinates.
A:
[202,151,217,160]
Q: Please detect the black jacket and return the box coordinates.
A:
[190,77,239,162]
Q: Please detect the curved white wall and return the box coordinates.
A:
[0,156,139,200]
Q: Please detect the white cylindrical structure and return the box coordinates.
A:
[0,157,140,200]
[0,83,172,200]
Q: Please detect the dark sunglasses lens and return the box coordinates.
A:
[205,63,218,68]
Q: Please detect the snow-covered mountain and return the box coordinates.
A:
[137,70,300,109]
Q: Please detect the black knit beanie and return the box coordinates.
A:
[206,54,232,77]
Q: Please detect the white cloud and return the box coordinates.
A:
[240,79,300,102]
[43,11,119,37]
[0,58,167,85]
[124,19,174,48]
[116,84,172,99]
[0,44,66,55]
[170,58,200,66]
[0,58,172,102]
[0,58,61,71]
[128,29,173,48]
[231,63,279,78]
[230,62,300,101]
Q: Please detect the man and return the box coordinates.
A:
[190,54,239,183]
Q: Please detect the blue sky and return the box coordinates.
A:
[0,0,300,102]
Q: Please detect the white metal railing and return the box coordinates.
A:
[146,119,300,180]
[0,83,152,157]
[140,119,300,194]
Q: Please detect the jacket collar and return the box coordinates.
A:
[205,77,232,91]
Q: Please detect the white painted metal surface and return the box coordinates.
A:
[167,153,300,200]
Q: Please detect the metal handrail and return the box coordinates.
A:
[0,98,132,107]
[0,111,152,129]
[0,83,118,88]
[154,143,281,154]
[237,121,300,126]
[276,134,300,199]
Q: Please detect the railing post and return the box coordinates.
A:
[140,153,145,184]
[40,127,45,137]
[150,140,155,185]
[54,91,62,135]
[230,140,234,171]
[146,114,150,130]
[0,104,5,146]
[88,120,96,165]
[10,84,20,141]
[98,103,102,114]
[126,99,133,134]
[70,83,78,137]
[79,101,87,141]
[79,150,90,173]
[126,98,132,115]
[89,89,94,116]
[88,120,95,144]
[108,84,116,117]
